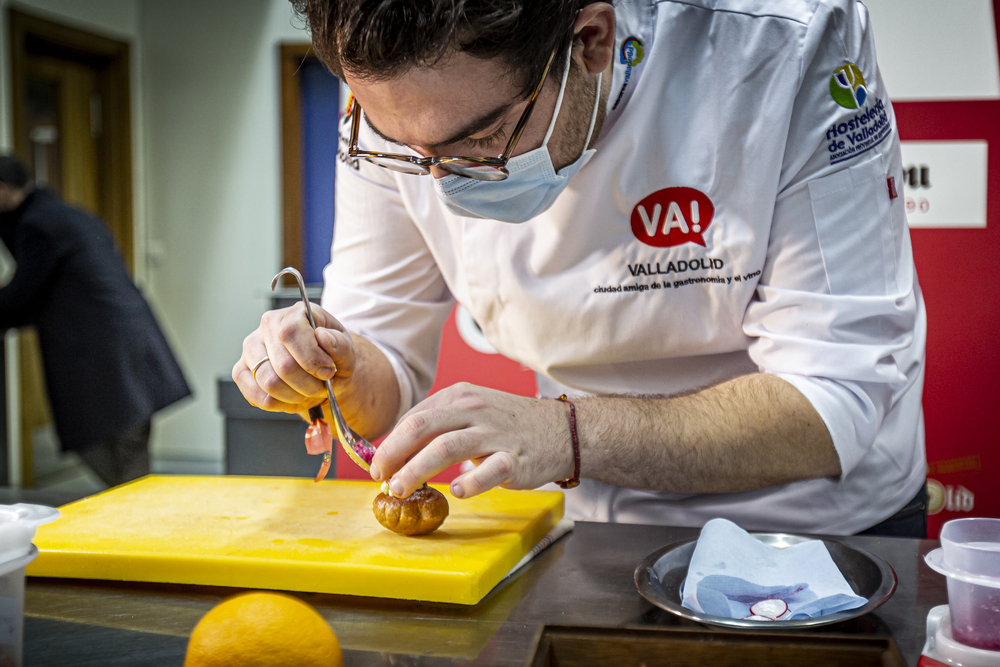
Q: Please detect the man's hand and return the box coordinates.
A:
[370,383,574,499]
[370,374,840,501]
[233,302,356,417]
[233,303,401,440]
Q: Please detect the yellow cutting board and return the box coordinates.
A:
[27,475,564,605]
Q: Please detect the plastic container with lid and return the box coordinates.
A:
[921,605,1000,667]
[925,518,1000,652]
[0,504,60,667]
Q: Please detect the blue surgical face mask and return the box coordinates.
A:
[433,46,603,224]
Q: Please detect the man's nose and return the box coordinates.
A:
[409,146,451,179]
[428,164,452,179]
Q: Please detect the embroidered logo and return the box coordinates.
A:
[613,37,645,111]
[830,63,868,109]
[620,37,644,66]
[630,187,715,248]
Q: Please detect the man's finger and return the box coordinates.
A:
[392,389,449,430]
[250,350,318,405]
[372,403,471,482]
[278,306,339,381]
[237,335,304,409]
[314,328,353,378]
[387,429,483,498]
[261,316,327,400]
[387,383,484,441]
[307,303,348,333]
[449,451,517,499]
[232,361,303,414]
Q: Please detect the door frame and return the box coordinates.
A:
[279,42,313,282]
[8,8,134,271]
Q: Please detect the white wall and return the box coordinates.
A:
[864,0,1000,100]
[139,0,308,468]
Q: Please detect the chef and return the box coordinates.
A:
[234,0,927,536]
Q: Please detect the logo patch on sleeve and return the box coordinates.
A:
[824,63,891,165]
[830,63,868,109]
[630,188,715,247]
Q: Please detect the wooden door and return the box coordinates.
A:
[22,56,102,213]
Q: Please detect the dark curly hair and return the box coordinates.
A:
[290,0,602,97]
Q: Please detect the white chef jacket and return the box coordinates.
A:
[322,0,927,535]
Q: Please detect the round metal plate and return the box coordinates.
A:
[634,532,897,629]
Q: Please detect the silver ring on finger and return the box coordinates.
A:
[251,356,270,380]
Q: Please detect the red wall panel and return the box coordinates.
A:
[889,0,1000,536]
[895,107,1000,536]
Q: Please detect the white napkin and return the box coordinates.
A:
[680,518,868,620]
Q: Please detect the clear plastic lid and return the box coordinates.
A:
[940,518,1000,579]
[0,504,60,566]
[925,548,1000,589]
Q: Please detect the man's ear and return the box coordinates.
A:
[574,3,616,75]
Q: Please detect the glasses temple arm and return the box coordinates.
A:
[499,48,557,162]
[349,104,361,151]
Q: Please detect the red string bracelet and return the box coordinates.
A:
[556,394,581,489]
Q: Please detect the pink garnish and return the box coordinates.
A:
[350,440,375,466]
[341,437,372,472]
[314,450,332,482]
[305,418,334,482]
[305,419,332,455]
[749,599,789,620]
[305,415,374,476]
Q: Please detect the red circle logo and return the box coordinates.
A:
[630,187,715,247]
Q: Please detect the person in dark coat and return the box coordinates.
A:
[0,154,190,486]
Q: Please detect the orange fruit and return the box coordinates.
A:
[184,592,342,667]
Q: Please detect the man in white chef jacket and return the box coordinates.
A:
[235,0,927,536]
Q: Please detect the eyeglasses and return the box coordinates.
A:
[347,48,557,182]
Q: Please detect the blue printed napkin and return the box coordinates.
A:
[680,518,868,620]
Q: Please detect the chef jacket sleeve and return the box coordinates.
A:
[741,0,921,479]
[321,115,455,423]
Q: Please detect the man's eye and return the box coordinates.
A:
[466,126,507,150]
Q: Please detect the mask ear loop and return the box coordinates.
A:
[542,42,604,159]
[582,70,603,151]
[573,4,603,152]
[542,44,575,147]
